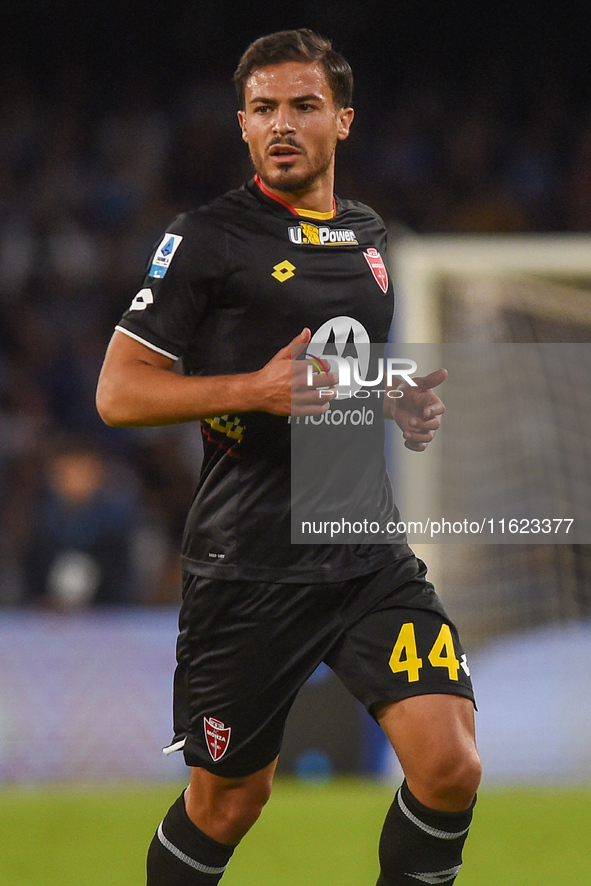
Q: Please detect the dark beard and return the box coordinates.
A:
[258,165,321,194]
[255,143,336,195]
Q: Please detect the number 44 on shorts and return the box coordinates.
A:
[389,622,470,682]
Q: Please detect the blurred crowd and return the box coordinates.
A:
[1,59,591,608]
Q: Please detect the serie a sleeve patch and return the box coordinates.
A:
[149,233,184,278]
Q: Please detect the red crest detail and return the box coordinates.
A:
[203,716,231,762]
[363,248,389,294]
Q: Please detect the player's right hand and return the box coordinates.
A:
[253,328,338,416]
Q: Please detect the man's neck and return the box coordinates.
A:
[254,174,335,216]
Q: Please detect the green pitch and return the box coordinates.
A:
[1,779,589,885]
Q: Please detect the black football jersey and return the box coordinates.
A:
[116,178,411,582]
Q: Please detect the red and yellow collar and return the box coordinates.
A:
[254,174,336,219]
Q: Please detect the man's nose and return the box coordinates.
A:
[272,108,296,134]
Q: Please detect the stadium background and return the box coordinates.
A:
[1,2,591,883]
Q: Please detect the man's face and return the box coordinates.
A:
[238,61,354,195]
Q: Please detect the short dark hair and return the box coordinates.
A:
[233,29,353,110]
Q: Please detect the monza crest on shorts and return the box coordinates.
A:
[363,247,389,294]
[204,716,231,762]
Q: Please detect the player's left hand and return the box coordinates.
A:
[385,368,447,451]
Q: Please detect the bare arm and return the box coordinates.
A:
[96,328,336,427]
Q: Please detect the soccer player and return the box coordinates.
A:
[96,29,481,886]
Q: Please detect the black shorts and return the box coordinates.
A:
[170,556,475,777]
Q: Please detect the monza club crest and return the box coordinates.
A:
[363,247,389,293]
[204,716,231,762]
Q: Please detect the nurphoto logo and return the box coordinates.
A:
[303,316,418,399]
[305,354,418,400]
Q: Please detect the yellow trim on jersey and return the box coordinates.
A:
[293,207,335,220]
[203,415,245,442]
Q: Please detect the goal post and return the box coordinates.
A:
[388,232,591,645]
[392,233,591,341]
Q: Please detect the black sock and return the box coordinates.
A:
[146,793,236,885]
[377,780,475,886]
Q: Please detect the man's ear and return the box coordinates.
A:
[336,107,355,141]
[237,110,248,143]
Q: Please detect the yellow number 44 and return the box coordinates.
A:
[388,622,423,682]
[389,622,459,682]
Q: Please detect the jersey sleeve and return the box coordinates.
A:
[116,211,226,361]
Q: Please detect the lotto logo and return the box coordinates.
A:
[129,288,154,311]
[272,260,296,282]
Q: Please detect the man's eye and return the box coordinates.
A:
[254,105,271,113]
